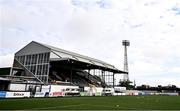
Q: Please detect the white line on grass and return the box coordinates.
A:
[85,104,138,110]
[26,104,139,110]
[26,104,87,110]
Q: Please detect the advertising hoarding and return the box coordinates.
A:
[0,91,6,98]
[6,92,30,98]
[34,92,45,97]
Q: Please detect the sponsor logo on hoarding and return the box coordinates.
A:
[13,93,24,96]
[34,92,45,97]
[35,92,44,95]
[5,92,30,98]
[51,92,62,96]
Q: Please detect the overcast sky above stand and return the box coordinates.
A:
[0,0,180,87]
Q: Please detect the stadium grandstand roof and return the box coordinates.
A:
[16,41,127,74]
[42,42,115,67]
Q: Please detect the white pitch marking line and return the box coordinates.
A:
[27,104,87,110]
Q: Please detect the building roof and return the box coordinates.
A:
[32,41,127,74]
[0,77,11,81]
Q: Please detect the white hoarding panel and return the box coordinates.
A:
[9,84,26,91]
[84,87,103,96]
[34,92,45,97]
[49,85,65,97]
[114,87,126,91]
[49,85,80,97]
[6,92,30,98]
[41,85,50,93]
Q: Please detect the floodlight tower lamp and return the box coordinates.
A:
[122,40,130,81]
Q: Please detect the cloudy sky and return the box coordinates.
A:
[0,0,180,87]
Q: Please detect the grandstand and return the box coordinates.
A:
[12,41,127,86]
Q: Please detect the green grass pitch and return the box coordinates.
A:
[0,96,180,110]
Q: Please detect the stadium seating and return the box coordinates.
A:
[49,69,106,87]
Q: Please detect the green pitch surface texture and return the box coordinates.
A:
[0,96,180,110]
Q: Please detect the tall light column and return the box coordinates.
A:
[122,40,130,81]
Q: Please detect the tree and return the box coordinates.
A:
[118,80,134,89]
